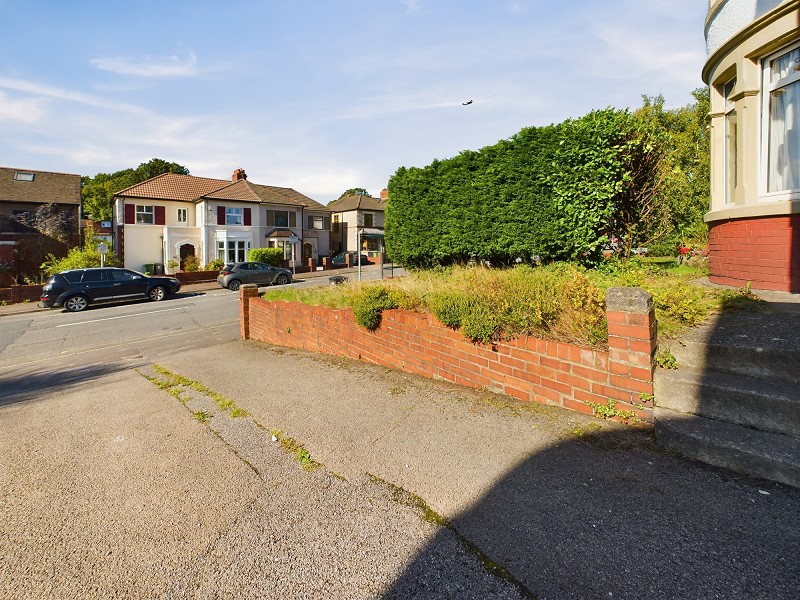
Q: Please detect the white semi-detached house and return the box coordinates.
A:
[112,169,331,272]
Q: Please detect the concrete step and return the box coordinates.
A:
[654,367,800,438]
[664,310,800,384]
[668,340,800,384]
[655,408,800,489]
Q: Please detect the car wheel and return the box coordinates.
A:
[228,279,242,291]
[276,274,290,285]
[64,295,89,312]
[148,286,166,301]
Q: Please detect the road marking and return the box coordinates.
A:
[54,306,186,327]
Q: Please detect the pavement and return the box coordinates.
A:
[156,337,799,599]
[3,273,800,598]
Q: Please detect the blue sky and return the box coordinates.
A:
[0,0,707,203]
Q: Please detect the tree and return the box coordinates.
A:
[82,159,189,221]
[40,223,118,277]
[338,188,370,199]
[10,203,78,282]
[633,88,710,252]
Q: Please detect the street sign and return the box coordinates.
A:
[287,235,299,244]
[97,243,108,255]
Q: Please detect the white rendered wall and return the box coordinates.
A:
[706,0,786,54]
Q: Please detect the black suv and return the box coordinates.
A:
[40,268,182,312]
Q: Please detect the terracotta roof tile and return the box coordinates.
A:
[0,166,80,206]
[116,172,329,210]
[116,173,230,202]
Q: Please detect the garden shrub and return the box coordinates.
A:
[460,298,502,344]
[183,255,201,272]
[248,247,284,267]
[652,282,708,327]
[429,289,473,328]
[205,258,224,271]
[352,286,399,330]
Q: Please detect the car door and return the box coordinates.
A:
[236,263,258,285]
[254,263,277,284]
[79,269,114,301]
[110,269,149,299]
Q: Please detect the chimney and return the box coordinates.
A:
[232,168,247,181]
[380,188,389,201]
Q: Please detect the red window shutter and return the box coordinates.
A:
[155,206,165,225]
[124,204,135,224]
[217,206,226,225]
[244,207,251,226]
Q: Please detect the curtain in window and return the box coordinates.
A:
[768,48,799,192]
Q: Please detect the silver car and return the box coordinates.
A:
[217,262,292,291]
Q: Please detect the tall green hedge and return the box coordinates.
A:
[386,108,663,267]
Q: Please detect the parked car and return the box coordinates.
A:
[331,252,373,266]
[217,262,292,291]
[40,268,181,312]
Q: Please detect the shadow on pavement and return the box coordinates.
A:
[0,363,126,408]
[383,426,800,599]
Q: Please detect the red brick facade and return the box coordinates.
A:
[708,215,800,292]
[240,286,656,423]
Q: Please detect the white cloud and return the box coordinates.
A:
[397,0,421,11]
[0,77,147,115]
[0,91,45,122]
[90,52,200,78]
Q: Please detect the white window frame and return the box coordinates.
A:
[761,39,800,200]
[136,205,154,224]
[226,207,244,226]
[177,207,187,223]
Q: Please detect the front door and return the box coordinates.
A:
[179,244,195,270]
[304,238,318,264]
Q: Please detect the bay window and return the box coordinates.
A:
[765,42,800,194]
[218,239,249,262]
[722,78,737,204]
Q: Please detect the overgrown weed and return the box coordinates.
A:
[261,260,758,347]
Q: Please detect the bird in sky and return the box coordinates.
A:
[462,100,473,105]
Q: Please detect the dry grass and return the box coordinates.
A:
[261,260,761,347]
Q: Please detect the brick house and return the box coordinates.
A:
[0,166,81,285]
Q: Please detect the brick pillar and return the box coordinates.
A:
[605,287,657,420]
[240,284,259,340]
[307,258,315,271]
[345,254,353,267]
[322,257,330,270]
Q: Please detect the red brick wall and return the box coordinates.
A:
[0,284,44,304]
[708,215,800,292]
[240,286,656,423]
[175,271,218,284]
